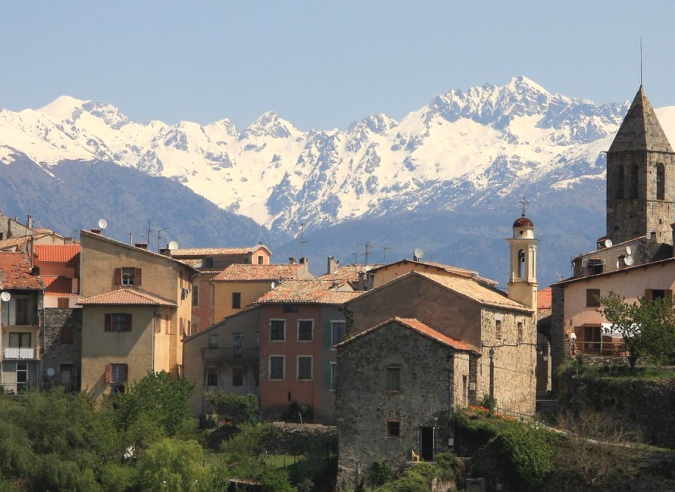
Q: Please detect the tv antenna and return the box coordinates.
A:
[297,222,307,257]
[383,246,393,262]
[157,228,169,252]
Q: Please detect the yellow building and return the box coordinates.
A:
[78,230,196,400]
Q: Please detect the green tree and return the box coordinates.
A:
[205,391,259,424]
[136,438,207,492]
[599,292,675,369]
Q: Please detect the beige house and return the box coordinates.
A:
[78,229,196,400]
[211,261,314,321]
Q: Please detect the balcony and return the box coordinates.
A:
[201,347,259,364]
[3,347,38,359]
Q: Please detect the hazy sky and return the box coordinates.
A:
[1,2,673,131]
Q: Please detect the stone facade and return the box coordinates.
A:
[42,308,82,390]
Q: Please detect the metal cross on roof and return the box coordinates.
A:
[519,196,530,217]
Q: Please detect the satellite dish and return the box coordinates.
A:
[414,248,424,260]
[626,246,632,255]
[168,241,178,250]
[0,291,10,302]
[604,238,613,248]
[46,367,55,377]
[98,218,108,229]
[624,255,634,266]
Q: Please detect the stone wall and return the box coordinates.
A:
[42,308,82,390]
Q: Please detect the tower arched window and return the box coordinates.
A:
[517,249,525,278]
[630,164,639,199]
[616,166,624,199]
[657,163,665,200]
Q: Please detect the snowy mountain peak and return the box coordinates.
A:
[348,113,398,135]
[242,111,300,139]
[37,95,90,120]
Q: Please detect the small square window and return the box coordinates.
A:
[232,367,243,386]
[232,292,241,309]
[298,320,313,341]
[257,255,264,265]
[105,313,132,332]
[298,356,312,380]
[387,420,400,438]
[270,320,285,341]
[121,268,136,286]
[495,319,502,341]
[586,289,601,307]
[386,367,400,391]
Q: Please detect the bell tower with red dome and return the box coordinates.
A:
[507,198,539,310]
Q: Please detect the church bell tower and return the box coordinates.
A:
[606,85,675,245]
[508,199,538,310]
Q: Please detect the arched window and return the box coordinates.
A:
[517,249,525,278]
[630,164,639,199]
[616,166,624,199]
[657,163,665,200]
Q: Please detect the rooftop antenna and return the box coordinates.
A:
[146,220,155,244]
[157,228,169,252]
[519,196,531,217]
[298,222,307,257]
[383,246,392,262]
[640,37,643,86]
[363,242,374,266]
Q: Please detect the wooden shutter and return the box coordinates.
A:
[125,314,132,332]
[645,289,653,301]
[114,268,121,285]
[105,364,111,383]
[135,268,142,286]
[104,314,112,331]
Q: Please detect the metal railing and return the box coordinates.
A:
[2,347,38,359]
[200,347,259,364]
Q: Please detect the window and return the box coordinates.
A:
[114,268,141,286]
[105,363,128,384]
[233,367,243,386]
[283,304,299,313]
[105,313,132,332]
[270,320,285,341]
[517,321,523,344]
[387,420,401,438]
[61,324,73,344]
[15,298,29,325]
[234,332,244,358]
[257,255,264,265]
[331,321,346,345]
[192,285,199,307]
[203,257,213,268]
[586,289,601,308]
[270,356,284,380]
[209,333,219,348]
[298,320,313,341]
[645,289,672,301]
[16,362,28,392]
[584,325,602,351]
[57,297,69,308]
[495,319,502,341]
[657,163,665,200]
[9,332,30,348]
[298,356,312,380]
[517,249,525,278]
[386,367,401,391]
[232,292,241,309]
[207,368,218,386]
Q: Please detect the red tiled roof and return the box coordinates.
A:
[34,244,80,265]
[41,276,74,296]
[172,246,270,257]
[213,264,307,282]
[538,287,552,310]
[366,259,498,286]
[319,264,376,283]
[339,316,480,353]
[256,280,361,305]
[0,252,43,290]
[78,288,176,306]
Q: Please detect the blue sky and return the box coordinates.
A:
[1,2,674,131]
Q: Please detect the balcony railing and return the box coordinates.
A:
[201,347,259,364]
[3,347,37,359]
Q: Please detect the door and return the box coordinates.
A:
[60,364,73,391]
[233,332,244,358]
[420,427,435,462]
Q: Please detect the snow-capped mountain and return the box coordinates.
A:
[2,76,673,286]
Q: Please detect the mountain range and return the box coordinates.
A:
[2,76,674,288]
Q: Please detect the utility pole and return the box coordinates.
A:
[363,242,374,266]
[489,347,495,416]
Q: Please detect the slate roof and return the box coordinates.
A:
[609,85,673,153]
[172,246,270,257]
[41,276,74,296]
[34,244,80,265]
[213,264,307,282]
[338,316,480,354]
[78,288,176,306]
[0,252,43,290]
[255,280,361,305]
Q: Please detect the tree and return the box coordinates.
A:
[598,292,675,369]
[205,391,259,425]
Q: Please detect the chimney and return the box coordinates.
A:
[159,248,171,256]
[327,256,338,275]
[26,215,33,230]
[299,257,309,269]
[289,257,296,265]
[91,229,101,235]
[135,243,148,250]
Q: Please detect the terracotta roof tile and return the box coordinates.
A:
[213,264,308,282]
[34,244,81,265]
[41,276,74,296]
[78,288,176,306]
[319,264,378,283]
[538,287,552,310]
[256,280,362,305]
[339,316,480,353]
[172,246,270,257]
[0,252,43,290]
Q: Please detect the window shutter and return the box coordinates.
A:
[114,269,121,286]
[645,289,653,301]
[667,290,673,302]
[105,364,111,383]
[104,314,112,331]
[123,364,129,382]
[135,268,142,286]
[324,321,332,349]
[324,363,332,390]
[125,314,132,331]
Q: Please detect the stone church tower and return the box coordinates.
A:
[606,86,675,245]
[507,205,538,310]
